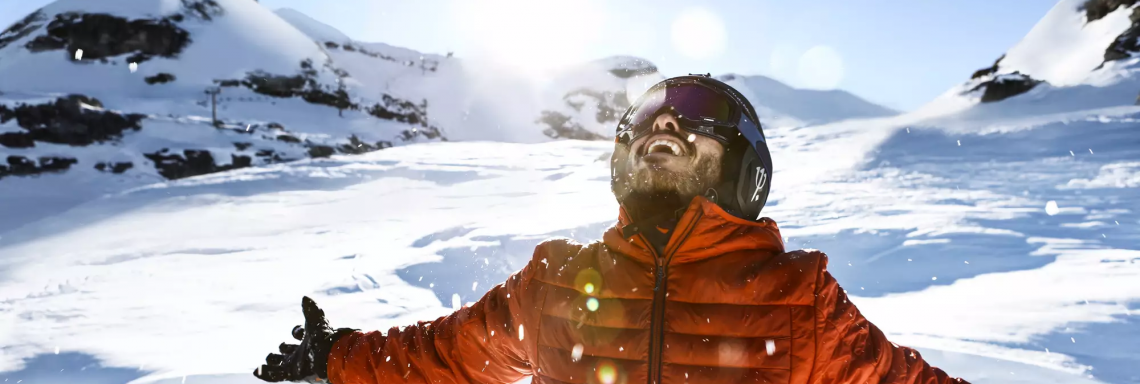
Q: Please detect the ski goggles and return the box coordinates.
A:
[616,78,747,145]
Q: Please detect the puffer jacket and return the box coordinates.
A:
[327,197,966,384]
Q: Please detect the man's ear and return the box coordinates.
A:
[610,144,633,202]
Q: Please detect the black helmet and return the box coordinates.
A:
[612,75,773,222]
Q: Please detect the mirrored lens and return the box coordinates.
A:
[626,83,734,129]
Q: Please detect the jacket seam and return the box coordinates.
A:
[807,254,822,384]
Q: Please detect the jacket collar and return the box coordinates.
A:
[603,196,785,265]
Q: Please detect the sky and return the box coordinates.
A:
[0,0,1059,111]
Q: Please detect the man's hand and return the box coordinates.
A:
[254,296,356,383]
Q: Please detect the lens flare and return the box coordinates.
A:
[584,283,595,294]
[596,360,618,384]
[586,297,600,312]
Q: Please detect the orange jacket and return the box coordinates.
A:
[327,197,966,384]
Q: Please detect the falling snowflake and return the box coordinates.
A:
[129,62,138,73]
[1045,201,1060,216]
[932,276,938,281]
[74,49,83,60]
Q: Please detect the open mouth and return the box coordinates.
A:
[641,134,688,157]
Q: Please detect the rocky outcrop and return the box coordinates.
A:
[0,11,45,51]
[143,149,251,180]
[0,95,145,146]
[970,54,1005,79]
[145,73,176,84]
[25,12,191,64]
[563,89,629,124]
[219,59,355,112]
[536,111,606,141]
[0,132,35,148]
[0,155,77,180]
[1082,0,1139,21]
[365,94,443,140]
[969,72,1044,103]
[94,161,133,174]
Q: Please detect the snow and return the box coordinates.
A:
[273,8,351,44]
[999,0,1136,86]
[719,73,898,126]
[2,2,1140,384]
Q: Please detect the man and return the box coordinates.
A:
[254,75,965,384]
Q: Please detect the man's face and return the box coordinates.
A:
[613,113,726,203]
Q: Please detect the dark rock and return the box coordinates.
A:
[1081,0,1139,22]
[609,65,658,79]
[143,148,250,180]
[336,135,390,154]
[0,155,76,179]
[0,132,35,148]
[0,104,12,123]
[0,11,45,51]
[970,54,1005,80]
[266,122,284,130]
[233,142,252,150]
[6,155,37,175]
[307,145,335,158]
[324,41,340,49]
[180,0,224,21]
[239,61,355,110]
[95,161,133,174]
[563,89,630,124]
[536,111,606,140]
[969,72,1043,103]
[365,94,433,128]
[342,44,356,52]
[215,79,241,87]
[276,134,300,143]
[144,73,176,84]
[10,95,145,146]
[25,12,191,63]
[38,156,77,171]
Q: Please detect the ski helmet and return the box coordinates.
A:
[612,74,773,221]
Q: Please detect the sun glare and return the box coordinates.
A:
[671,7,726,60]
[452,0,606,79]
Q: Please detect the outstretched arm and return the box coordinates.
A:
[325,251,546,384]
[811,257,967,384]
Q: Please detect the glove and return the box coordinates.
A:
[254,296,357,383]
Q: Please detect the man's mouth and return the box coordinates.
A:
[642,134,688,157]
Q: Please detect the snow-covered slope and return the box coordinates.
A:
[919,0,1140,120]
[1,103,1137,384]
[718,73,898,126]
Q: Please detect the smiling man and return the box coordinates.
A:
[254,75,965,384]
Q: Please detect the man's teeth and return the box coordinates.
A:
[649,139,683,155]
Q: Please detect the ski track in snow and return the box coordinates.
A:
[0,106,1137,384]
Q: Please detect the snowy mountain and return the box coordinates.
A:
[918,0,1140,120]
[717,73,898,126]
[0,1,894,189]
[4,1,1139,384]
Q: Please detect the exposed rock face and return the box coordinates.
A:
[0,95,147,145]
[145,73,176,84]
[0,155,77,180]
[971,54,1006,79]
[25,12,191,64]
[143,149,251,180]
[94,161,133,174]
[220,59,355,112]
[1082,0,1139,21]
[970,72,1044,103]
[563,89,629,124]
[0,95,145,146]
[365,94,443,140]
[0,132,35,148]
[536,111,606,140]
[336,135,391,154]
[0,11,45,51]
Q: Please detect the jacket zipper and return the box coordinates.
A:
[643,211,702,384]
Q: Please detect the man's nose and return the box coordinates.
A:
[652,113,682,133]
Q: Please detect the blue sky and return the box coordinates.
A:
[1,0,1058,111]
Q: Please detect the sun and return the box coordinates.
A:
[452,0,607,79]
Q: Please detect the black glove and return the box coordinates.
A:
[254,296,357,383]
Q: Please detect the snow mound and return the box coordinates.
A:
[273,7,350,45]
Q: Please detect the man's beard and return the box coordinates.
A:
[611,143,722,221]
